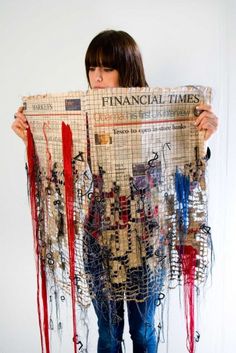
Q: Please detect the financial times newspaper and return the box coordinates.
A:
[23,85,211,303]
[23,85,212,353]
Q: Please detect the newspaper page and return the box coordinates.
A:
[86,86,211,298]
[23,91,92,307]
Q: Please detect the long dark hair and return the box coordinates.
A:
[85,30,148,87]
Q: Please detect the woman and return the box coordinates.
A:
[12,30,218,353]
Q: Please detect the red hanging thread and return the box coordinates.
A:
[27,127,50,353]
[61,122,77,353]
[180,245,197,353]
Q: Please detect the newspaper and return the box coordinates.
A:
[23,85,212,304]
[23,84,212,353]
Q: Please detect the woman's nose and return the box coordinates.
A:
[95,67,103,82]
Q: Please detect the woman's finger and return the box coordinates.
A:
[17,106,24,112]
[195,103,213,113]
[11,123,27,141]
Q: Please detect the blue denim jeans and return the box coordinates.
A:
[84,233,163,353]
[92,295,159,353]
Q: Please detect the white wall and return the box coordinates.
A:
[0,0,235,352]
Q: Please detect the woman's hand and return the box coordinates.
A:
[194,103,218,140]
[11,106,28,144]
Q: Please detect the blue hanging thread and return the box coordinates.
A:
[175,168,190,234]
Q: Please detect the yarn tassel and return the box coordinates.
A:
[175,169,190,234]
[180,245,197,353]
[61,122,77,353]
[27,127,50,353]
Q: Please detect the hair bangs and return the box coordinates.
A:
[86,42,118,70]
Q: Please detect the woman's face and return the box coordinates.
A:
[88,66,120,88]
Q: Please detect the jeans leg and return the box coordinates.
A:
[127,296,158,353]
[93,299,124,353]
